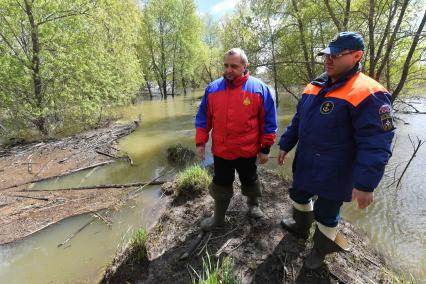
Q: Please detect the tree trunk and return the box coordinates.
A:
[375,0,409,80]
[367,0,376,77]
[268,16,279,107]
[391,9,426,101]
[342,0,351,31]
[291,0,314,81]
[373,0,398,74]
[159,20,167,100]
[324,0,342,31]
[145,75,153,98]
[24,0,47,135]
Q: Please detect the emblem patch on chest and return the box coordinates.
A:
[243,97,251,106]
[320,101,334,114]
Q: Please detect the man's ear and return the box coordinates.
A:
[355,51,363,62]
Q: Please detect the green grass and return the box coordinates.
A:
[191,253,239,284]
[131,227,148,262]
[175,164,211,197]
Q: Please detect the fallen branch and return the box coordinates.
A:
[8,194,49,201]
[93,212,112,227]
[3,160,115,190]
[396,136,424,188]
[389,135,425,189]
[395,98,422,113]
[129,168,175,196]
[394,116,410,125]
[95,150,118,159]
[179,232,206,260]
[214,238,234,258]
[58,216,96,248]
[22,180,166,192]
[197,232,212,256]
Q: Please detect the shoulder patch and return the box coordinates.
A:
[379,104,395,131]
[379,104,392,114]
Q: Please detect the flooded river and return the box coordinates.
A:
[0,92,425,283]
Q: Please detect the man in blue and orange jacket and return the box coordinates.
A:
[195,48,278,231]
[277,32,395,269]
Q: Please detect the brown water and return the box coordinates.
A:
[0,92,425,283]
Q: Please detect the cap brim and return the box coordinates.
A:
[317,46,344,56]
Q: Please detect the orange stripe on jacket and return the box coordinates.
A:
[326,73,388,107]
[303,73,389,107]
[303,84,322,95]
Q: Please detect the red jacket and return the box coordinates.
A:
[195,73,278,160]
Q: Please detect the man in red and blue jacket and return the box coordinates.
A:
[195,48,278,231]
[278,32,395,269]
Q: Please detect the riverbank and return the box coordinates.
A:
[0,122,138,245]
[102,167,401,284]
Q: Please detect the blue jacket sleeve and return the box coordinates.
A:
[195,87,211,145]
[350,92,395,192]
[278,97,304,152]
[259,86,278,147]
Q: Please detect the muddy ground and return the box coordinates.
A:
[0,122,138,245]
[102,167,398,284]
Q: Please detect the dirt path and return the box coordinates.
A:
[0,122,137,245]
[103,167,398,284]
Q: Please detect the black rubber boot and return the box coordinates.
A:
[304,225,350,269]
[281,207,314,239]
[200,183,232,231]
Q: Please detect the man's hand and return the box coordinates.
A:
[197,145,205,161]
[257,153,269,164]
[352,188,374,209]
[277,150,287,166]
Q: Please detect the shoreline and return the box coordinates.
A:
[102,167,402,284]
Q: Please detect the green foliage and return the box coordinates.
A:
[0,0,143,135]
[131,227,148,262]
[1,0,424,137]
[175,164,211,197]
[191,254,239,284]
[139,0,204,97]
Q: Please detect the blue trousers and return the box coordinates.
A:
[289,188,343,227]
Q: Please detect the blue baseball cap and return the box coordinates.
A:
[318,32,365,56]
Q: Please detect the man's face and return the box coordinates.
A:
[323,50,363,79]
[223,54,247,81]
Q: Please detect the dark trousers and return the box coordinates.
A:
[213,156,258,186]
[211,156,261,200]
[290,187,343,227]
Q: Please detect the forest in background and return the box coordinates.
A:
[0,0,425,136]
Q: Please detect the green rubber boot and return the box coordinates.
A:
[242,180,264,219]
[200,183,232,231]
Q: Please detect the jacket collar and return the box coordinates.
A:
[311,62,361,90]
[224,71,250,89]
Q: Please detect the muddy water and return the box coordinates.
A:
[0,96,198,283]
[0,92,425,283]
[342,110,426,281]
